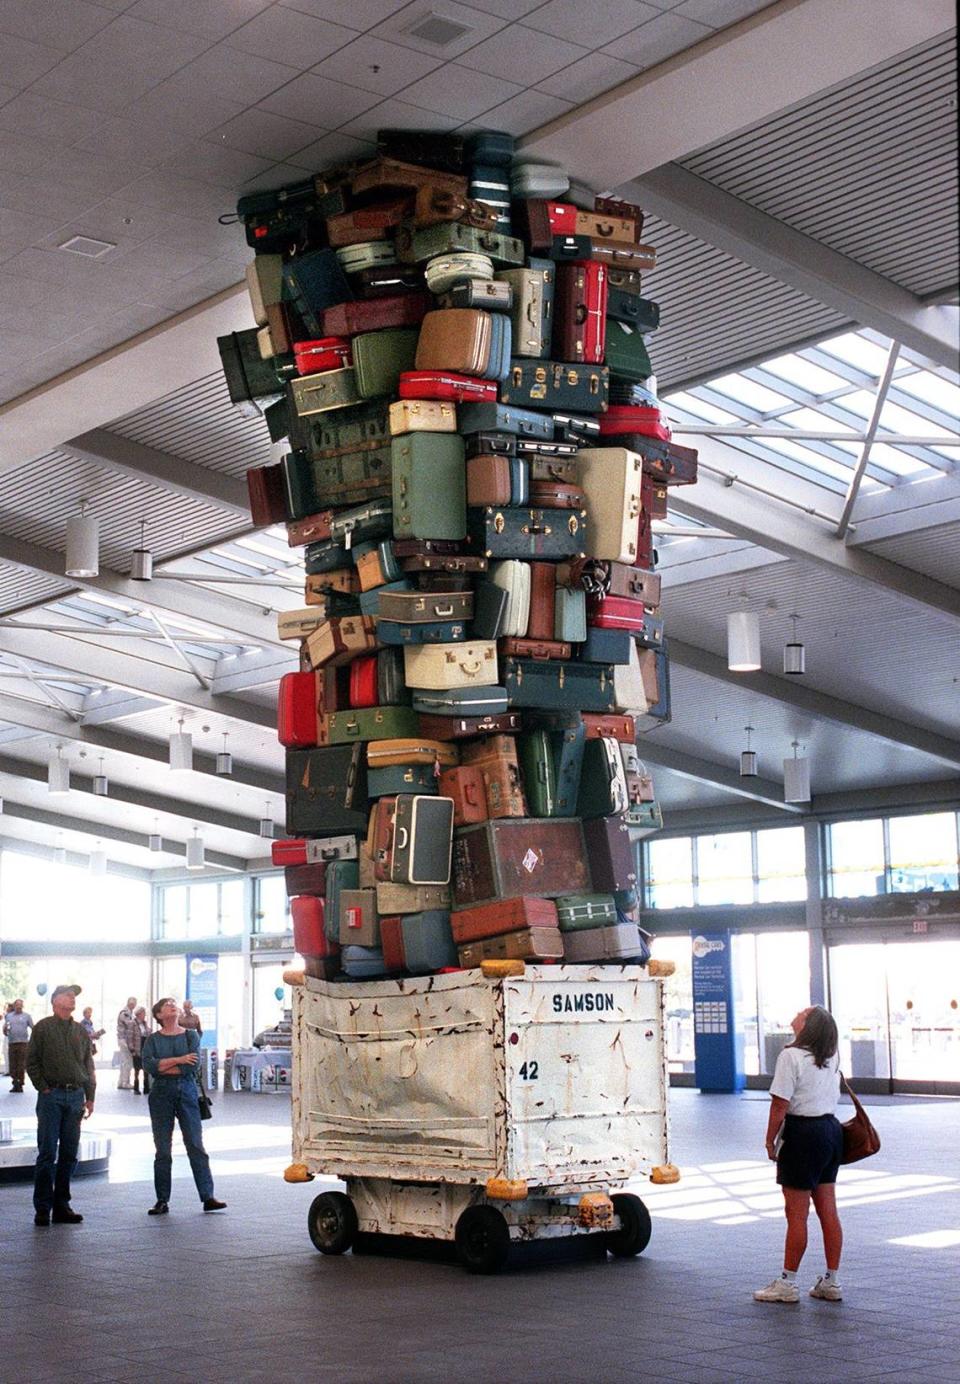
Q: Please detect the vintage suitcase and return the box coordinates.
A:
[367,764,439,798]
[375,881,451,915]
[574,209,637,245]
[465,431,516,459]
[351,328,418,400]
[336,240,397,274]
[355,265,425,298]
[488,560,531,636]
[412,186,498,231]
[461,734,526,820]
[563,922,643,962]
[620,743,655,804]
[582,815,636,891]
[247,463,288,526]
[403,639,498,690]
[612,640,647,715]
[528,479,584,510]
[607,378,659,409]
[277,606,331,641]
[439,764,488,826]
[625,800,663,841]
[378,589,473,624]
[467,454,510,507]
[450,896,558,944]
[554,586,587,642]
[469,164,511,229]
[329,499,393,548]
[457,401,554,440]
[293,337,353,376]
[304,568,362,600]
[499,361,609,415]
[351,156,467,202]
[580,713,636,742]
[292,895,337,958]
[605,563,661,607]
[282,250,353,337]
[245,254,283,324]
[407,222,525,267]
[587,593,648,633]
[458,927,564,966]
[326,198,411,247]
[377,130,466,174]
[325,705,419,745]
[511,199,577,252]
[412,686,509,719]
[286,509,332,546]
[377,618,468,646]
[606,289,659,332]
[399,370,497,403]
[382,794,454,885]
[290,368,361,417]
[526,561,556,641]
[355,539,402,591]
[338,888,380,948]
[237,175,323,243]
[577,737,630,818]
[576,447,644,563]
[366,737,459,770]
[423,251,494,293]
[285,744,368,836]
[379,915,406,973]
[341,946,389,978]
[502,657,615,713]
[604,320,653,383]
[496,258,554,359]
[218,330,282,418]
[511,162,569,199]
[518,729,557,817]
[285,862,327,899]
[417,711,521,741]
[388,397,457,435]
[319,293,430,338]
[638,646,671,722]
[401,911,458,974]
[272,835,358,867]
[391,432,466,541]
[278,670,327,748]
[454,579,500,638]
[500,636,571,662]
[468,506,586,560]
[598,405,669,441]
[528,456,579,484]
[439,277,511,310]
[554,261,607,364]
[554,893,618,932]
[303,616,377,668]
[579,626,633,665]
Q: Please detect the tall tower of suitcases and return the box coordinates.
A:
[223,128,698,981]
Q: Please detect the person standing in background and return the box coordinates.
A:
[131,1006,151,1096]
[4,998,33,1092]
[25,984,95,1226]
[79,1007,106,1057]
[116,996,138,1090]
[178,999,202,1036]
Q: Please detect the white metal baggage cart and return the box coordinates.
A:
[285,961,678,1273]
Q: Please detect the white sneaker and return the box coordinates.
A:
[753,1278,800,1303]
[810,1276,842,1301]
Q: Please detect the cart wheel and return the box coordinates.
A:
[607,1194,652,1258]
[455,1205,511,1275]
[308,1192,357,1255]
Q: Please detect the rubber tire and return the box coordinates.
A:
[607,1193,652,1258]
[308,1191,358,1255]
[455,1204,511,1275]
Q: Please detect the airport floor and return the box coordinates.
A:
[1,1078,958,1384]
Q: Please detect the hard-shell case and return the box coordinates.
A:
[554,894,618,932]
[285,744,369,836]
[502,657,616,713]
[451,818,589,906]
[450,896,558,944]
[391,432,466,541]
[582,815,637,891]
[458,927,564,966]
[563,922,644,962]
[401,911,458,974]
[554,261,607,364]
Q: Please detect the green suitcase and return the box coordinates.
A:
[289,367,361,416]
[554,586,587,642]
[316,402,391,453]
[406,222,525,267]
[391,433,466,541]
[554,893,618,931]
[604,319,653,383]
[518,730,558,817]
[311,444,392,508]
[499,360,609,414]
[281,451,317,520]
[353,328,420,399]
[325,706,420,745]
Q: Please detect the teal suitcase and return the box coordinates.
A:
[367,765,439,797]
[554,894,618,932]
[408,222,525,267]
[503,657,615,712]
[553,717,586,817]
[324,860,359,943]
[604,319,653,383]
[391,433,466,541]
[555,586,587,642]
[353,328,419,399]
[499,360,609,415]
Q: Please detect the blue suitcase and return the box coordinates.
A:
[341,945,389,978]
[457,401,554,441]
[377,618,467,645]
[554,587,587,642]
[580,627,633,665]
[485,310,512,382]
[503,657,616,712]
[554,716,586,817]
[358,579,413,616]
[305,540,351,574]
[400,910,458,974]
[282,250,353,338]
[509,456,529,505]
[412,686,509,717]
[367,765,439,797]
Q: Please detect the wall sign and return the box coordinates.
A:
[186,954,218,1050]
[691,930,745,1093]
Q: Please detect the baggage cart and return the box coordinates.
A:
[284,961,678,1273]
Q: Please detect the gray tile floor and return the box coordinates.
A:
[1,1080,958,1383]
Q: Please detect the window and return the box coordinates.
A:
[255,874,290,933]
[828,819,885,897]
[644,825,807,909]
[649,935,693,1073]
[756,827,806,902]
[646,837,693,909]
[888,812,959,893]
[219,879,246,937]
[157,880,252,938]
[0,851,150,942]
[696,832,753,906]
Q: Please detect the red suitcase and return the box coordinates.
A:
[582,713,635,742]
[499,636,571,661]
[380,915,406,972]
[349,654,379,709]
[554,261,607,365]
[326,197,412,247]
[587,593,647,632]
[287,510,335,546]
[278,671,327,748]
[513,200,578,253]
[598,405,671,441]
[438,765,488,826]
[416,711,522,741]
[247,464,288,526]
[293,337,353,375]
[284,862,326,898]
[450,896,558,944]
[399,371,498,403]
[272,838,307,866]
[320,294,431,338]
[526,562,556,641]
[291,895,338,958]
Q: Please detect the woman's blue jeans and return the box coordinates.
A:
[147,1078,214,1203]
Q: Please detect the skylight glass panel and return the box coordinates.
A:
[776,407,858,434]
[861,444,928,477]
[878,399,954,439]
[931,444,960,463]
[759,437,858,482]
[893,371,960,417]
[663,390,739,424]
[819,332,891,375]
[763,352,849,394]
[708,374,795,412]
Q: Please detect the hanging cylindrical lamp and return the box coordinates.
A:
[148,818,163,853]
[53,835,67,866]
[783,740,811,803]
[65,501,99,578]
[131,518,153,582]
[186,826,205,871]
[92,757,109,797]
[727,610,761,671]
[259,800,275,839]
[89,844,107,877]
[48,744,70,795]
[216,732,233,777]
[168,717,193,772]
[739,726,758,778]
[783,614,806,676]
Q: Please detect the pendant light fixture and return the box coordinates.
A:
[727,609,761,672]
[783,740,811,803]
[739,726,758,778]
[216,732,233,776]
[48,744,70,795]
[148,818,163,853]
[169,717,193,772]
[131,518,153,582]
[65,501,100,578]
[89,844,107,877]
[783,614,806,676]
[186,826,205,871]
[259,800,275,839]
[92,757,109,797]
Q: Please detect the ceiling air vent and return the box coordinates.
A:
[402,13,473,47]
[59,235,116,259]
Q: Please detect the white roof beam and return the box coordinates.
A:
[0,800,245,872]
[61,428,251,517]
[213,648,298,695]
[80,690,164,725]
[636,740,801,813]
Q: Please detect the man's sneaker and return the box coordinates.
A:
[810,1276,842,1301]
[753,1278,800,1303]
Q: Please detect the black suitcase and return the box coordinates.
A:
[285,745,369,836]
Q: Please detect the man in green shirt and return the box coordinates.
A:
[25,983,95,1227]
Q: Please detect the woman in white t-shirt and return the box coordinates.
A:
[754,1005,844,1306]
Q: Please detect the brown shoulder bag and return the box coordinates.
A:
[840,1073,880,1164]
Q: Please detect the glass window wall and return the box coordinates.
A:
[0,851,150,943]
[644,825,806,908]
[255,874,290,933]
[649,934,693,1072]
[828,810,960,897]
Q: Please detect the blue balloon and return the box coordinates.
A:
[37,983,48,996]
[274,987,284,1001]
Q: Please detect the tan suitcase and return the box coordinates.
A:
[388,398,457,436]
[277,607,329,641]
[461,734,526,820]
[403,640,498,690]
[303,616,376,669]
[414,309,491,376]
[375,880,452,914]
[576,447,644,564]
[458,926,564,966]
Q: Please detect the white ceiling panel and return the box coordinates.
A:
[865,520,960,590]
[109,374,278,477]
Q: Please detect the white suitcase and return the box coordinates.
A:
[575,447,644,563]
[245,255,282,325]
[336,241,396,272]
[489,560,531,637]
[613,640,649,715]
[496,262,553,359]
[424,252,494,293]
[403,640,498,690]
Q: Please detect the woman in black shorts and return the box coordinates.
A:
[754,1005,844,1304]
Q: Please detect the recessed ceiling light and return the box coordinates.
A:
[58,235,116,259]
[402,13,473,46]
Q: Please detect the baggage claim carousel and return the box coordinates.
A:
[0,1117,111,1183]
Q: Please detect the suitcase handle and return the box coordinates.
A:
[458,656,483,674]
[521,523,552,535]
[395,827,409,849]
[434,604,454,617]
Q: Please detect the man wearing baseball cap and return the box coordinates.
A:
[25,984,95,1227]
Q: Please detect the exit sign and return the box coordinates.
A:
[912,918,928,934]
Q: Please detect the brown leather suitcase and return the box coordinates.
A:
[412,185,498,230]
[450,896,558,944]
[416,711,522,741]
[582,815,636,891]
[304,569,361,603]
[499,636,571,661]
[466,454,511,506]
[526,562,556,641]
[529,480,585,510]
[582,713,636,742]
[460,734,526,819]
[379,914,406,972]
[458,926,564,966]
[438,764,488,826]
[326,196,412,246]
[606,564,661,608]
[287,511,334,546]
[303,616,377,668]
[452,817,589,906]
[247,464,288,526]
[528,456,579,485]
[415,308,491,376]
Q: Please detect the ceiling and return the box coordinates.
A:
[0,0,957,874]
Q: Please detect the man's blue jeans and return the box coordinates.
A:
[34,1088,84,1213]
[148,1078,214,1203]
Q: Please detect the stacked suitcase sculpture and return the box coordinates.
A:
[226,129,698,985]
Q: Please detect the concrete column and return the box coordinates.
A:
[804,819,828,1006]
